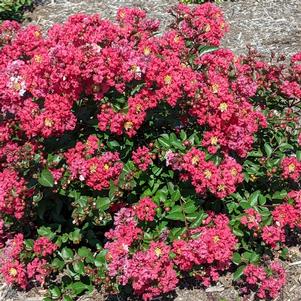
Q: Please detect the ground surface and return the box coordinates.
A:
[2,0,301,300]
[24,0,301,58]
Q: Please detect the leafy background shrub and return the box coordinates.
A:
[0,2,300,301]
[0,0,33,22]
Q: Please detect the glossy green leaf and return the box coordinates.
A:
[38,169,54,187]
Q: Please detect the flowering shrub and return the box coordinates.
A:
[0,2,300,300]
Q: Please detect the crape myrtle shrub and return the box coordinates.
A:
[0,2,300,300]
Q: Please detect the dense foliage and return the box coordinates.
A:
[0,0,33,22]
[0,3,300,300]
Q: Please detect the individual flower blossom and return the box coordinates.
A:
[272,203,299,228]
[0,261,27,289]
[132,146,152,171]
[287,190,301,210]
[165,150,182,170]
[281,157,301,181]
[280,80,301,99]
[0,233,24,264]
[180,148,243,198]
[201,130,223,154]
[104,208,142,282]
[244,264,266,285]
[261,225,285,248]
[134,197,157,222]
[27,258,49,286]
[172,239,196,271]
[240,208,261,231]
[33,237,57,257]
[0,219,5,248]
[50,168,63,184]
[172,3,228,47]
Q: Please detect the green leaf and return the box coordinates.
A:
[198,45,218,56]
[297,151,301,161]
[38,169,54,187]
[249,190,260,206]
[69,229,82,244]
[107,140,120,149]
[233,265,246,281]
[169,227,186,240]
[73,261,84,275]
[272,190,287,200]
[94,249,108,267]
[61,247,74,260]
[190,211,207,228]
[50,286,61,299]
[37,226,56,240]
[78,247,93,262]
[166,206,185,222]
[157,137,170,148]
[183,201,197,214]
[232,252,241,265]
[232,228,244,237]
[96,197,111,211]
[68,282,89,296]
[51,258,65,270]
[264,143,273,157]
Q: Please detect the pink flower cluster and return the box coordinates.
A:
[105,209,236,299]
[0,234,56,288]
[0,169,27,218]
[261,193,301,248]
[240,208,261,231]
[180,148,244,198]
[65,136,123,191]
[172,213,237,286]
[172,3,228,46]
[132,146,153,171]
[281,157,301,181]
[33,236,58,257]
[190,49,267,158]
[243,261,286,299]
[134,197,157,222]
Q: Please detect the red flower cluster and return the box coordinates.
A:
[261,194,301,248]
[0,234,55,288]
[281,157,301,181]
[132,146,153,171]
[240,208,261,231]
[65,136,123,191]
[190,49,267,158]
[126,242,178,301]
[33,236,58,257]
[105,209,236,299]
[243,261,286,299]
[172,3,228,46]
[261,225,285,248]
[180,148,244,198]
[134,197,157,222]
[172,214,237,286]
[0,169,27,219]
